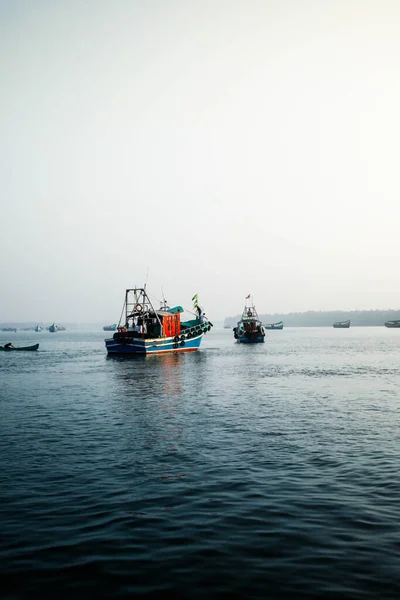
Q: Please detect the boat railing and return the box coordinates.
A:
[114,321,211,341]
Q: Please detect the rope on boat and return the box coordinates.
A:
[118,297,125,327]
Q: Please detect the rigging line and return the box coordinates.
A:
[147,291,163,305]
[118,297,126,327]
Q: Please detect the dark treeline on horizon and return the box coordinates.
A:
[224,309,400,327]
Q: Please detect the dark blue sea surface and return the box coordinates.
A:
[1,327,400,599]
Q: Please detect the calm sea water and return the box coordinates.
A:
[1,327,400,599]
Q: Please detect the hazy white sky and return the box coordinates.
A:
[1,0,400,321]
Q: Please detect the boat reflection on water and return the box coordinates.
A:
[108,352,187,459]
[158,352,183,398]
[142,352,185,399]
[108,351,184,399]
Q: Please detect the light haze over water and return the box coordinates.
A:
[1,0,400,321]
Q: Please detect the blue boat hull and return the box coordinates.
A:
[237,336,265,343]
[105,332,204,355]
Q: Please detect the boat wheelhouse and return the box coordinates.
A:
[105,288,211,355]
[233,296,265,343]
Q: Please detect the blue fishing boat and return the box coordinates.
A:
[105,288,212,355]
[233,295,265,343]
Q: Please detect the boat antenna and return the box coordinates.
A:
[144,266,150,291]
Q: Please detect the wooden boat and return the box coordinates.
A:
[333,320,350,328]
[385,320,400,328]
[234,296,265,343]
[0,343,39,351]
[264,321,283,330]
[105,288,212,355]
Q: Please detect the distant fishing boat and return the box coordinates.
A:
[48,323,58,333]
[233,295,265,343]
[385,320,400,328]
[105,288,212,355]
[34,325,42,332]
[223,324,231,329]
[333,320,350,328]
[103,324,117,331]
[264,321,284,330]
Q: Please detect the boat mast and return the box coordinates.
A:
[125,289,129,328]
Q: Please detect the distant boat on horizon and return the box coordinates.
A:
[385,320,400,328]
[48,323,58,333]
[333,320,350,329]
[34,325,42,332]
[264,321,284,330]
[103,324,117,331]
